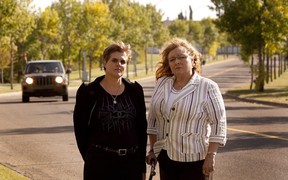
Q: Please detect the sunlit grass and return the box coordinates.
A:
[227,70,288,104]
[0,164,29,180]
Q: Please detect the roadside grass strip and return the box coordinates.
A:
[0,164,29,180]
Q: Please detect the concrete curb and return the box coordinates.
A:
[224,93,288,108]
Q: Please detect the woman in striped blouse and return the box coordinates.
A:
[146,38,227,180]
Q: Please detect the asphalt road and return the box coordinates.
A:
[0,57,287,180]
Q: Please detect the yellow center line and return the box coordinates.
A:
[228,127,288,141]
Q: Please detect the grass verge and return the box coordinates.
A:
[226,70,288,105]
[0,164,29,180]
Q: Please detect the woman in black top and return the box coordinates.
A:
[73,42,147,180]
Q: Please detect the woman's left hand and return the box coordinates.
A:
[202,153,216,175]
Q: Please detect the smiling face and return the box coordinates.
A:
[103,51,128,78]
[168,46,193,77]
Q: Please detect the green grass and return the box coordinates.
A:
[0,164,29,180]
[0,83,22,94]
[227,69,288,105]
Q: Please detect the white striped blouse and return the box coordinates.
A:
[147,73,227,162]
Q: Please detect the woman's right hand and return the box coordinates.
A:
[146,150,157,165]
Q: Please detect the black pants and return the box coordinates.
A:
[158,150,205,180]
[84,147,142,180]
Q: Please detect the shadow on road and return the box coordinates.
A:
[0,100,58,104]
[228,116,288,125]
[219,132,288,153]
[0,125,74,135]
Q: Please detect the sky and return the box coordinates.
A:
[31,0,217,21]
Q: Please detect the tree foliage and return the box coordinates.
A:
[211,0,288,91]
[35,8,60,59]
[0,0,235,84]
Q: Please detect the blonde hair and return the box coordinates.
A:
[156,38,202,80]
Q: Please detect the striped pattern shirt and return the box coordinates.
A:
[147,73,227,162]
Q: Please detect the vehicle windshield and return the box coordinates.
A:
[25,62,63,74]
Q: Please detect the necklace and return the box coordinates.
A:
[111,95,118,104]
[110,84,122,104]
[100,78,122,105]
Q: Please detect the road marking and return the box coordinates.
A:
[228,127,288,141]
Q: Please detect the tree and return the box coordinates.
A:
[79,1,112,81]
[168,20,189,38]
[34,8,60,60]
[107,0,168,75]
[0,0,17,83]
[0,37,11,83]
[53,0,83,83]
[211,0,288,92]
[0,0,35,88]
[198,18,218,58]
[186,21,202,45]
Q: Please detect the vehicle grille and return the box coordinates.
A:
[34,76,56,86]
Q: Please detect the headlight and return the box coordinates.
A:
[25,77,33,84]
[55,76,63,83]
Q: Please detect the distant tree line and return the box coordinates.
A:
[1,0,287,92]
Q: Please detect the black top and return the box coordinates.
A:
[73,75,147,172]
[89,84,138,148]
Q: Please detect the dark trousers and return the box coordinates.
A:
[158,150,205,180]
[84,147,142,180]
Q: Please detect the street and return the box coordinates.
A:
[0,57,287,180]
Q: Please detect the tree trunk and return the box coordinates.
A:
[10,35,14,90]
[78,49,81,79]
[89,50,92,82]
[250,56,254,90]
[67,43,71,85]
[265,52,269,84]
[255,39,264,92]
[144,45,148,75]
[269,54,272,82]
[1,68,3,84]
[274,56,276,80]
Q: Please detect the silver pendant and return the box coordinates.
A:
[113,100,117,104]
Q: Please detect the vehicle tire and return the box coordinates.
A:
[22,95,30,103]
[62,94,68,101]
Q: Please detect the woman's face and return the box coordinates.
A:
[167,46,193,77]
[103,51,128,78]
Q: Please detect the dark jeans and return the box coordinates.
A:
[158,150,205,180]
[84,147,142,180]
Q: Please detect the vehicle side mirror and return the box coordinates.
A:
[66,68,72,74]
[202,59,206,66]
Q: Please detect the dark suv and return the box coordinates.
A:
[21,60,70,102]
